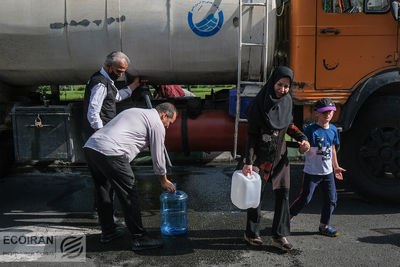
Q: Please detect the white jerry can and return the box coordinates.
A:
[230,170,261,210]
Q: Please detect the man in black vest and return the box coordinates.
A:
[83,51,140,138]
[83,51,140,226]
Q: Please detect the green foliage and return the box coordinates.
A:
[59,85,85,91]
[37,85,51,95]
[37,84,235,101]
[188,85,234,99]
[59,90,85,101]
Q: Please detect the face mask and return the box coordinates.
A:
[108,70,120,82]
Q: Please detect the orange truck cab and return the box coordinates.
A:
[278,0,400,202]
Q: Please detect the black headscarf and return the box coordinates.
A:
[246,66,294,130]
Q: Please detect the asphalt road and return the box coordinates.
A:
[0,163,399,266]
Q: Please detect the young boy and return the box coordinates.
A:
[289,98,346,237]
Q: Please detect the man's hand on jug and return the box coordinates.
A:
[159,175,176,193]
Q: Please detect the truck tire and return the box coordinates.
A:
[341,96,400,203]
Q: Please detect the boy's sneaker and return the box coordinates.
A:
[271,236,293,251]
[319,225,339,237]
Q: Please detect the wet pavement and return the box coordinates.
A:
[0,163,399,266]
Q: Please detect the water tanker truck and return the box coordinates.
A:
[0,0,399,203]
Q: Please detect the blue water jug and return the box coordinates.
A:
[160,188,188,236]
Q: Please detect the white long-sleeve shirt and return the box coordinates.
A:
[87,67,132,130]
[84,108,167,175]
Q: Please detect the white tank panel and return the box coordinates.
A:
[0,0,276,86]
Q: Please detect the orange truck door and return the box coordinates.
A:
[315,0,397,90]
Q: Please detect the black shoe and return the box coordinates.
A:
[100,228,125,244]
[113,216,126,227]
[132,234,163,251]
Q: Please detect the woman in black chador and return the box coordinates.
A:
[241,66,310,251]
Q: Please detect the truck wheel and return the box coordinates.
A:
[341,96,400,203]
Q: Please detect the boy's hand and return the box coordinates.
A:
[298,140,310,154]
[334,167,346,180]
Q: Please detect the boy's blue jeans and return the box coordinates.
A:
[290,172,337,225]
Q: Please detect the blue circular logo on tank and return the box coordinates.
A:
[188,1,224,37]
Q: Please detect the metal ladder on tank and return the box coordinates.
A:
[233,0,269,159]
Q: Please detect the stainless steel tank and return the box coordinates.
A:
[0,0,276,86]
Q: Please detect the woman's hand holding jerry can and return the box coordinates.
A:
[242,164,253,176]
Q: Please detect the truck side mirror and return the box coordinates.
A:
[391,1,400,21]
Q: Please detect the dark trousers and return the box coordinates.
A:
[290,172,337,225]
[246,179,290,238]
[84,147,145,236]
[83,128,117,215]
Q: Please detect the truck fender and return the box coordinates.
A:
[340,68,400,131]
